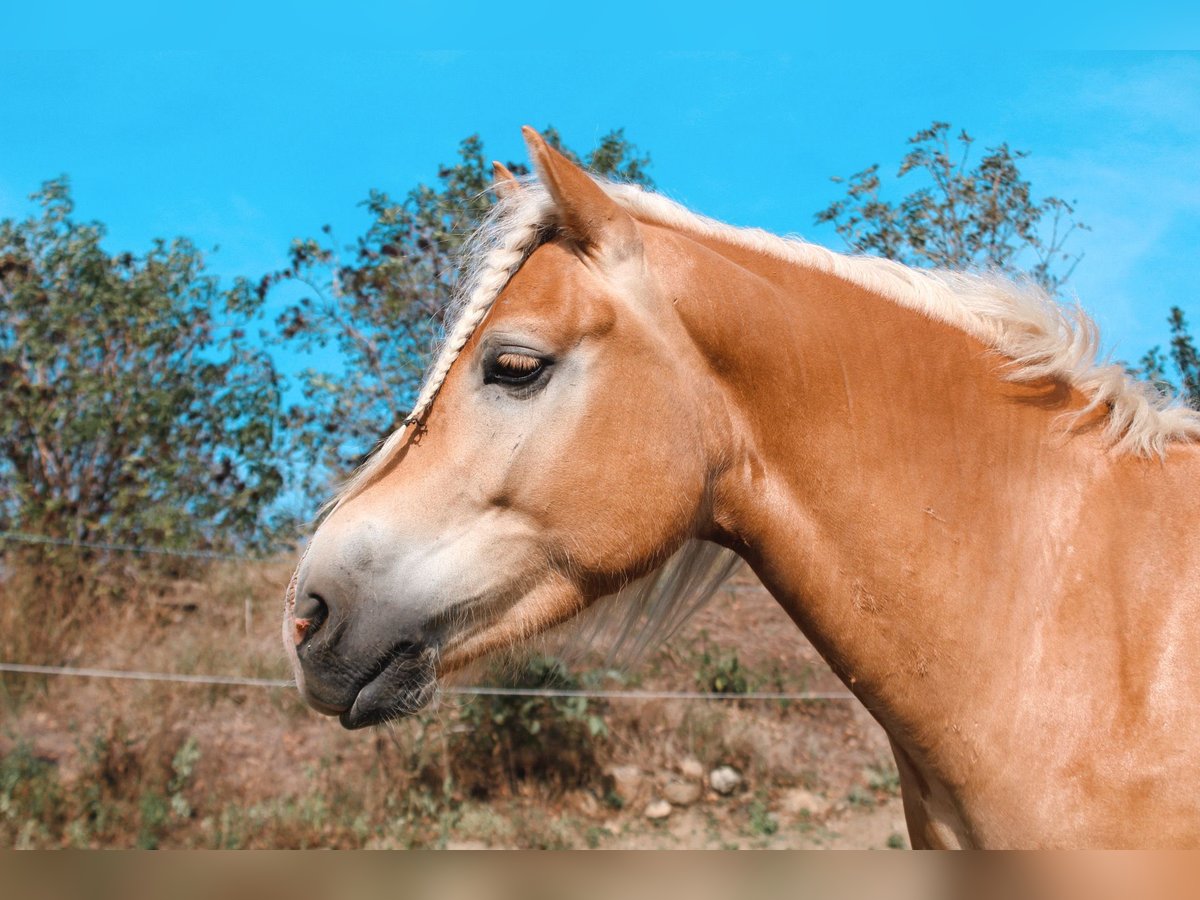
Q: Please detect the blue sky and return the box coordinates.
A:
[1,42,1198,373]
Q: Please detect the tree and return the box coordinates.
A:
[815,122,1087,296]
[0,178,283,555]
[271,127,653,487]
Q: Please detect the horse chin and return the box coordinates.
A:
[337,645,439,730]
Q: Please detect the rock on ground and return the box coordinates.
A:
[709,766,742,796]
[663,778,702,806]
[605,764,645,805]
[644,799,672,820]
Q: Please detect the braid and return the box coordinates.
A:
[404,192,554,426]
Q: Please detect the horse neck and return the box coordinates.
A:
[653,223,1105,742]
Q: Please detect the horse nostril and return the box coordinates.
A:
[293,593,329,646]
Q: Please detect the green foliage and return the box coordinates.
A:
[167,736,201,819]
[0,743,64,847]
[0,178,283,554]
[1168,307,1200,407]
[845,761,902,814]
[695,633,751,695]
[271,127,653,488]
[746,796,779,837]
[137,740,200,849]
[448,656,609,797]
[866,761,902,796]
[0,720,202,849]
[1135,344,1174,397]
[816,122,1087,296]
[846,785,876,808]
[1128,307,1200,409]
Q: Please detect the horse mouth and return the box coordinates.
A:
[337,645,439,730]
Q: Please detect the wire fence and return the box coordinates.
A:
[0,662,855,702]
[0,530,275,562]
[0,529,857,704]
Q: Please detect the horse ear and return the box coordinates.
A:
[521,125,641,261]
[492,161,522,201]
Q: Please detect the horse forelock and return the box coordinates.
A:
[323,185,559,515]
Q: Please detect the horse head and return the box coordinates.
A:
[283,129,732,728]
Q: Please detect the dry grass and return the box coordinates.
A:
[0,557,904,848]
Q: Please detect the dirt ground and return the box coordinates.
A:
[0,560,908,849]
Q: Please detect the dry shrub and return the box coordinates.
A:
[446,657,609,799]
[0,545,213,705]
[0,547,106,705]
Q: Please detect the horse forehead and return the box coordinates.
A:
[496,240,608,315]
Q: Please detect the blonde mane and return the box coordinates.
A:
[337,174,1200,507]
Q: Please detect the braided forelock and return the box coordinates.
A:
[404,184,558,426]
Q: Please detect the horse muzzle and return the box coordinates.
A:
[284,549,442,729]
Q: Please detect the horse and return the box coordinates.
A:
[283,127,1200,848]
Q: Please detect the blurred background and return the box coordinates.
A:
[2,18,1198,847]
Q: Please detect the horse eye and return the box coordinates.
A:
[488,351,545,385]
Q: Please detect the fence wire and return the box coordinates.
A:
[0,530,274,562]
[0,662,855,702]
